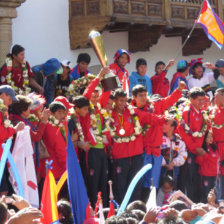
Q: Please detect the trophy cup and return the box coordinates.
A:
[89,30,121,92]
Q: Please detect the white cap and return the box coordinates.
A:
[61,59,73,70]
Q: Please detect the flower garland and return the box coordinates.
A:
[105,105,142,143]
[5,57,31,94]
[28,114,39,123]
[210,108,224,129]
[178,106,208,138]
[0,99,13,128]
[141,100,154,135]
[70,112,85,142]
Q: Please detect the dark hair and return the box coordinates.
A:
[161,175,175,188]
[177,67,189,73]
[49,101,66,113]
[132,85,147,97]
[72,96,89,109]
[113,88,127,100]
[189,87,205,99]
[169,200,188,211]
[171,119,178,130]
[215,88,224,95]
[7,44,25,58]
[202,130,217,152]
[130,209,145,221]
[105,216,128,224]
[109,94,115,100]
[155,61,165,69]
[57,199,73,224]
[136,58,147,68]
[157,216,185,224]
[0,202,8,224]
[126,200,147,213]
[176,98,188,108]
[192,62,203,71]
[10,95,32,115]
[77,53,91,64]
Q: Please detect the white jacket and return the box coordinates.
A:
[161,134,187,167]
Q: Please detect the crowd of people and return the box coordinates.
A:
[0,44,224,223]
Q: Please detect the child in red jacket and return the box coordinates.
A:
[196,130,219,203]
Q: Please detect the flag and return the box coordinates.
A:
[196,0,224,49]
[107,201,115,218]
[66,132,90,224]
[40,170,59,224]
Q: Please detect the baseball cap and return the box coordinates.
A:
[215,59,224,68]
[0,85,18,102]
[54,96,74,110]
[177,60,188,70]
[61,59,73,70]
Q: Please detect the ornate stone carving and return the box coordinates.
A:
[148,3,162,16]
[131,1,145,15]
[187,7,199,19]
[87,0,100,15]
[171,5,184,18]
[113,0,128,14]
[71,1,84,16]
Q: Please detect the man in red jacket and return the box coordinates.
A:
[108,88,167,203]
[177,87,206,202]
[131,81,185,198]
[151,60,174,97]
[211,88,224,199]
[0,85,25,195]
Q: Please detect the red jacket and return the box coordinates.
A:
[41,123,67,179]
[109,62,130,89]
[151,71,169,97]
[196,146,218,176]
[131,89,182,156]
[177,104,205,154]
[111,106,165,159]
[211,106,224,175]
[0,62,34,89]
[0,112,16,158]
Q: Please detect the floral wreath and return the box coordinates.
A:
[48,115,67,141]
[0,99,13,128]
[104,105,142,143]
[70,112,85,142]
[68,74,96,96]
[5,57,31,94]
[28,114,39,123]
[178,106,208,138]
[210,107,224,129]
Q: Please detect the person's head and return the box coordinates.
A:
[54,96,74,116]
[10,95,32,119]
[169,200,188,211]
[189,87,205,110]
[105,95,115,112]
[90,89,100,107]
[7,44,25,64]
[215,88,224,107]
[57,199,73,224]
[132,85,147,108]
[129,209,145,221]
[43,58,62,76]
[113,88,127,112]
[161,175,175,194]
[201,95,210,111]
[0,202,8,224]
[155,61,165,75]
[202,130,217,152]
[215,59,224,75]
[0,85,18,106]
[190,59,204,79]
[61,59,73,76]
[77,53,91,73]
[49,101,66,122]
[157,216,185,224]
[177,60,189,77]
[163,119,177,135]
[126,200,147,213]
[136,58,147,77]
[73,96,90,117]
[114,49,130,69]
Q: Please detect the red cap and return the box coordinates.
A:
[54,96,74,110]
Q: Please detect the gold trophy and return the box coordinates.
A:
[89,30,120,92]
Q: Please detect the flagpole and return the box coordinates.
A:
[173,0,205,60]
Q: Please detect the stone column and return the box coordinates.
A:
[0,1,25,66]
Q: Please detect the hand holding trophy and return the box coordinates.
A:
[89,30,121,92]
